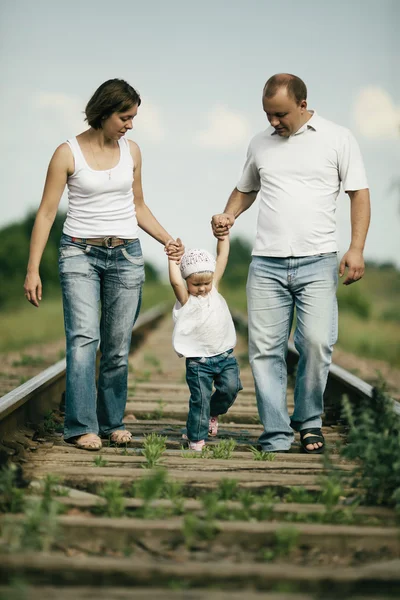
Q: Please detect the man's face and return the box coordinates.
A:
[262,88,307,137]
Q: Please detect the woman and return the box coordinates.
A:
[24,79,183,450]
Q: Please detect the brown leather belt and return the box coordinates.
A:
[71,237,136,248]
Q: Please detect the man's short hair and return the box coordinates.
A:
[263,74,307,105]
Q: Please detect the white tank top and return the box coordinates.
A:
[172,286,237,358]
[63,136,139,238]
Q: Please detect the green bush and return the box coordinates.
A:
[337,286,371,320]
[341,386,400,508]
[223,237,252,288]
[380,306,400,323]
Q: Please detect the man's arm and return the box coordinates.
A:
[211,188,258,239]
[339,188,371,285]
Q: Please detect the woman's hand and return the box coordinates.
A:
[24,271,42,307]
[165,238,185,263]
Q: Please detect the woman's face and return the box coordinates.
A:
[102,103,138,139]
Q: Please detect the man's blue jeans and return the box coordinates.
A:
[185,350,242,442]
[246,254,338,451]
[59,235,145,441]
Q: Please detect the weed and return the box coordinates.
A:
[163,479,184,514]
[341,387,400,508]
[36,410,63,435]
[181,440,236,460]
[262,526,299,561]
[141,432,167,468]
[236,489,255,520]
[275,527,299,556]
[284,486,314,504]
[0,577,29,600]
[249,446,276,461]
[182,513,217,548]
[216,478,239,501]
[210,439,236,459]
[41,475,65,511]
[12,354,47,367]
[144,353,162,370]
[93,456,108,467]
[260,488,279,505]
[3,484,63,553]
[317,469,344,510]
[135,370,152,383]
[131,468,168,502]
[98,481,126,518]
[0,465,25,513]
[131,468,169,518]
[201,492,224,521]
[151,399,167,420]
[180,444,210,458]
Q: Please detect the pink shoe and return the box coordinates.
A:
[208,416,219,437]
[182,434,205,452]
[188,439,205,452]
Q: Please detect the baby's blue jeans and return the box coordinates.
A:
[185,350,242,442]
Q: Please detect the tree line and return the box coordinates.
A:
[0,211,254,310]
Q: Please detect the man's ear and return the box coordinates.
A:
[300,99,307,112]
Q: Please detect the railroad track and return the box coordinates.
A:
[0,305,399,599]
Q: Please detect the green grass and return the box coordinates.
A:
[338,312,400,367]
[2,266,399,367]
[0,295,65,352]
[0,283,173,353]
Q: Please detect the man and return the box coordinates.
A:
[212,73,370,454]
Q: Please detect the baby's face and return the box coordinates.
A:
[186,274,213,297]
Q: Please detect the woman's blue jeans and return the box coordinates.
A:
[59,235,145,441]
[246,253,338,452]
[185,350,242,442]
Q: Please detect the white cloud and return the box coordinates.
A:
[193,105,251,150]
[353,87,400,139]
[133,102,166,143]
[34,91,85,133]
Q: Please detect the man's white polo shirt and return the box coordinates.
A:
[236,111,368,257]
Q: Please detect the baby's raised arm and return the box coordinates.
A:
[168,258,189,305]
[213,234,230,289]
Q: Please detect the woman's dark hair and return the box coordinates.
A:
[85,79,141,129]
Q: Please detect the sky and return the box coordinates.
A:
[0,0,399,273]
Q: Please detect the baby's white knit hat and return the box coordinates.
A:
[180,249,216,279]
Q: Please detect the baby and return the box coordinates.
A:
[168,235,242,451]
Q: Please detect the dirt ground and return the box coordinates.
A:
[0,334,398,401]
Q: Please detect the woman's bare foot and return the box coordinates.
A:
[74,433,102,451]
[110,430,132,444]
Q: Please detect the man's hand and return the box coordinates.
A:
[211,213,235,239]
[165,237,185,262]
[339,249,365,285]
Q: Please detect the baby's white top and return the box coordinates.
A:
[172,286,236,358]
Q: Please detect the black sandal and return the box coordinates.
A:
[300,428,325,454]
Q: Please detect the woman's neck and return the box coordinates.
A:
[88,128,117,150]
